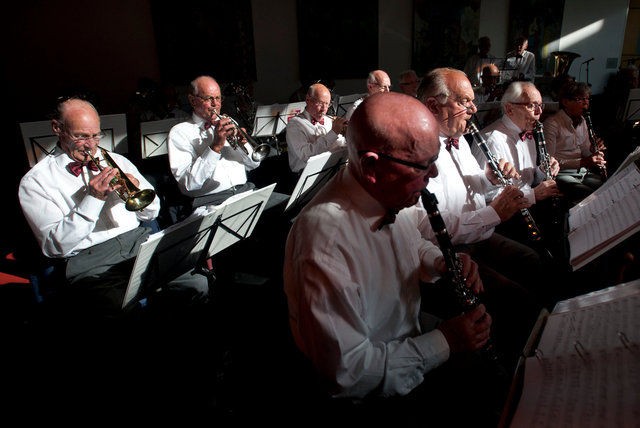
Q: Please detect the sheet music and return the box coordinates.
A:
[508,282,640,427]
[510,347,640,428]
[536,293,640,356]
[567,163,640,269]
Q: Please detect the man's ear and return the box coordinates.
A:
[425,97,440,115]
[360,152,378,184]
[52,119,62,136]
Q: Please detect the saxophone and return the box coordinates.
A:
[466,121,542,242]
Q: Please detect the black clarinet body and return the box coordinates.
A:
[420,188,501,364]
[583,110,608,181]
[533,122,562,225]
[466,121,542,242]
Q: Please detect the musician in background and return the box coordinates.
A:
[464,36,497,87]
[543,81,605,205]
[398,69,420,97]
[284,92,502,426]
[502,36,536,82]
[285,83,347,174]
[18,98,209,323]
[168,75,261,209]
[417,68,546,347]
[473,64,504,104]
[344,69,392,119]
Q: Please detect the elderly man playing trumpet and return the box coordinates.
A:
[168,75,262,209]
[285,83,348,174]
[18,98,209,323]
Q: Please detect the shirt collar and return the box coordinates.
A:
[341,166,390,231]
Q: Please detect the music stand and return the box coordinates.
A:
[336,93,365,117]
[123,183,275,308]
[623,88,640,122]
[140,117,183,159]
[284,149,348,213]
[20,114,127,167]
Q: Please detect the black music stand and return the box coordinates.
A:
[623,88,640,123]
[123,184,275,308]
[284,149,348,214]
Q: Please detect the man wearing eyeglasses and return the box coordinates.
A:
[475,82,561,208]
[344,69,392,120]
[285,83,347,174]
[18,98,209,322]
[543,81,606,204]
[168,75,261,210]
[418,68,546,359]
[284,92,504,425]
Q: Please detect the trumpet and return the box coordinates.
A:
[212,110,271,162]
[84,148,156,211]
[325,114,349,136]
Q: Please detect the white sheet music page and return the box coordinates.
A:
[568,162,640,269]
[509,347,640,428]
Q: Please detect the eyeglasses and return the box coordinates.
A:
[65,131,106,143]
[451,97,477,114]
[371,82,392,91]
[311,98,331,108]
[358,150,436,171]
[571,97,591,103]
[512,102,545,111]
[58,123,105,142]
[196,94,223,104]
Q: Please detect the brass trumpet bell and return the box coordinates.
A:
[84,148,157,211]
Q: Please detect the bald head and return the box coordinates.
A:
[481,64,500,89]
[305,83,332,121]
[307,83,330,99]
[347,92,439,211]
[53,98,102,162]
[367,70,391,94]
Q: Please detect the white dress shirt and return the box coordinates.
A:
[167,113,260,198]
[285,110,346,173]
[19,145,160,258]
[542,109,592,170]
[501,50,536,82]
[475,115,545,204]
[422,133,501,245]
[284,166,447,399]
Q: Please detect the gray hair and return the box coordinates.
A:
[417,67,465,104]
[501,81,536,113]
[189,75,217,96]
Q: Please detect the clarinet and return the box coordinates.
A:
[533,121,561,226]
[420,189,500,363]
[466,121,542,242]
[583,110,608,181]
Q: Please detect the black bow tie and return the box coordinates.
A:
[519,130,534,141]
[67,161,99,177]
[377,210,398,230]
[446,137,459,150]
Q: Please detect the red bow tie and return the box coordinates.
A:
[204,121,214,130]
[519,130,533,141]
[446,137,459,150]
[68,160,99,177]
[377,210,398,230]
[311,118,324,126]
